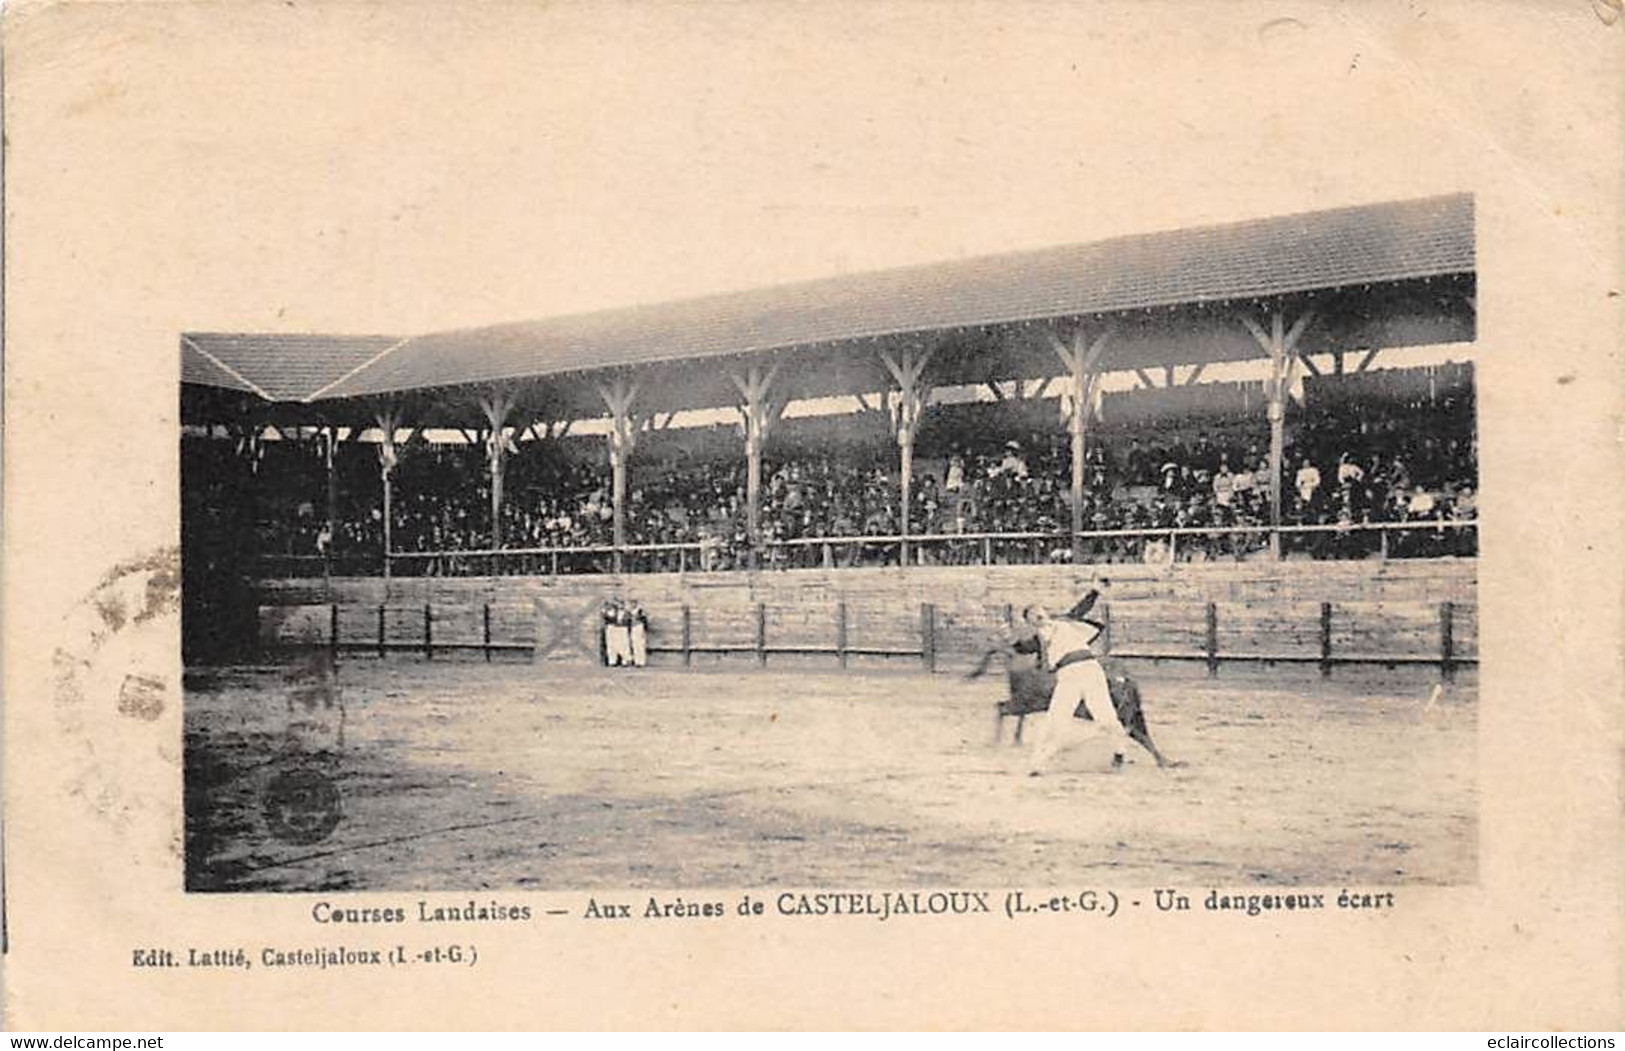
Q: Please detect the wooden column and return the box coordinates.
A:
[228,420,267,580]
[1048,326,1111,565]
[321,424,341,583]
[596,376,641,573]
[1319,601,1333,678]
[380,436,393,578]
[727,362,787,570]
[1239,306,1315,559]
[477,388,519,552]
[879,342,934,569]
[1204,601,1219,677]
[374,407,405,579]
[1439,601,1456,683]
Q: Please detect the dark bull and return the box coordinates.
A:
[965,644,1174,768]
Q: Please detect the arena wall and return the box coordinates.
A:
[253,558,1477,676]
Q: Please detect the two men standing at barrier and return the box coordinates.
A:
[602,598,649,668]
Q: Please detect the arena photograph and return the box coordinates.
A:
[180,193,1478,893]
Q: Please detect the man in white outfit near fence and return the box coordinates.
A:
[628,601,649,668]
[603,600,632,667]
[1017,592,1132,775]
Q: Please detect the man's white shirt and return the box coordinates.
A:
[1039,617,1104,667]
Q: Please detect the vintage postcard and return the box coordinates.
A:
[3,0,1621,1031]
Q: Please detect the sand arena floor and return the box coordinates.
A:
[184,656,1476,892]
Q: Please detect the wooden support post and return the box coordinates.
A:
[323,426,340,584]
[1003,603,1014,631]
[375,407,405,580]
[982,536,993,566]
[380,472,393,578]
[1239,306,1315,561]
[483,602,492,662]
[756,602,768,665]
[596,376,641,575]
[230,419,268,589]
[899,429,914,568]
[1205,601,1219,677]
[329,603,339,657]
[1100,603,1113,654]
[1266,320,1286,560]
[377,604,386,659]
[477,389,519,551]
[879,342,935,570]
[1319,602,1333,678]
[1440,601,1456,683]
[1069,370,1087,565]
[921,602,937,673]
[836,601,848,669]
[423,603,433,660]
[681,605,692,666]
[1050,327,1111,566]
[726,362,787,572]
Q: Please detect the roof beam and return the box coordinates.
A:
[180,334,274,402]
[302,335,412,402]
[1047,326,1111,376]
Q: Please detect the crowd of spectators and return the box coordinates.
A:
[188,367,1479,574]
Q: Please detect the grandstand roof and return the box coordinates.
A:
[181,193,1474,420]
[181,333,405,402]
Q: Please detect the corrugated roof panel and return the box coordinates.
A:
[180,340,261,394]
[181,333,404,401]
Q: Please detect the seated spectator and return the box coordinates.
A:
[1336,451,1365,488]
[1294,457,1321,508]
[1212,464,1235,509]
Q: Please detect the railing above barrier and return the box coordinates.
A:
[263,519,1479,578]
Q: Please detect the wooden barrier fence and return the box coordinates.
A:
[262,596,1474,680]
